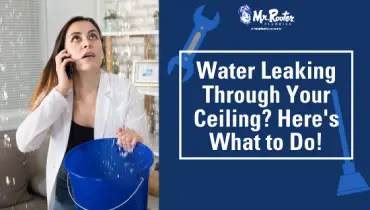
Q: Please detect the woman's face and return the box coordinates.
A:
[64,21,104,72]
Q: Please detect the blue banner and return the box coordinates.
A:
[160,0,370,209]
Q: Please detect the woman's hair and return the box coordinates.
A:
[29,16,105,112]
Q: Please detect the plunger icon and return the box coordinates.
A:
[332,89,370,196]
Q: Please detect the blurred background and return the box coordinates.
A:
[0,0,159,209]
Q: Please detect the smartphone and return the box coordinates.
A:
[62,57,74,80]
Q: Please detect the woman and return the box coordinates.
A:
[16,16,148,209]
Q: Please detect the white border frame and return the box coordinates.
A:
[132,60,159,87]
[179,50,354,160]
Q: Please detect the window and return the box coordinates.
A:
[0,0,46,131]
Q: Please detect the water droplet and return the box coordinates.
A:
[5,176,11,185]
[3,91,8,100]
[120,151,128,158]
[3,135,12,148]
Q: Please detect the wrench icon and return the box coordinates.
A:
[168,5,220,82]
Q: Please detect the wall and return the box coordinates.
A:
[46,0,98,57]
[103,0,159,75]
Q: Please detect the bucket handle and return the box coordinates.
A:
[67,174,144,210]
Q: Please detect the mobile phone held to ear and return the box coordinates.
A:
[62,57,74,80]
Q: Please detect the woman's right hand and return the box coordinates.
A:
[55,49,75,96]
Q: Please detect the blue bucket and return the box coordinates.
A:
[64,138,154,210]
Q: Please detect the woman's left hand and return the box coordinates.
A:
[116,127,143,152]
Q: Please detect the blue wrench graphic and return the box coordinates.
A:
[168,5,220,82]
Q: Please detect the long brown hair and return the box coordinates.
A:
[30,16,105,112]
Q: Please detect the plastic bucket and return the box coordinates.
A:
[64,138,154,210]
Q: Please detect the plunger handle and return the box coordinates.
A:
[332,89,350,162]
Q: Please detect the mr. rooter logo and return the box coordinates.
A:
[238,4,295,30]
